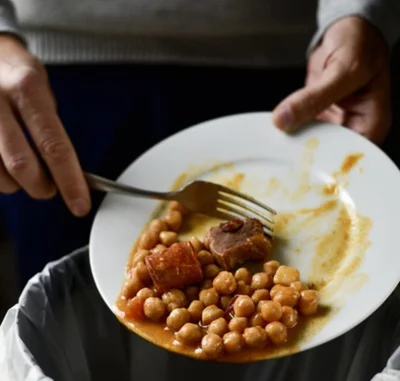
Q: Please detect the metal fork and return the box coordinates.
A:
[85,172,276,235]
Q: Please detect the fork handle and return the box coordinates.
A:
[85,172,173,201]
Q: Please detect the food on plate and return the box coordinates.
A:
[204,218,272,270]
[145,241,203,292]
[116,202,319,361]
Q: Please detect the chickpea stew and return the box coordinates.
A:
[115,201,319,362]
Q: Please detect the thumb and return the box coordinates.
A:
[272,61,366,132]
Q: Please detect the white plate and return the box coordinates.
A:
[89,112,400,359]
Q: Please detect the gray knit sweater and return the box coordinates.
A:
[1,1,400,67]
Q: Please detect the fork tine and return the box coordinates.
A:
[215,208,274,236]
[218,194,274,224]
[216,201,274,233]
[217,185,277,215]
[213,209,242,222]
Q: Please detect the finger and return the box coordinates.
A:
[0,95,56,198]
[316,104,347,126]
[272,58,368,132]
[8,67,91,216]
[340,72,391,144]
[346,95,391,145]
[0,157,19,194]
[305,70,317,88]
[305,45,326,86]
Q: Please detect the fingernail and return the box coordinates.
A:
[273,106,295,132]
[71,198,90,217]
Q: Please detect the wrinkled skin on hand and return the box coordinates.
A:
[273,16,391,145]
[0,35,90,216]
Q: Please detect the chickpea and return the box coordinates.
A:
[188,300,204,323]
[272,287,299,307]
[250,313,266,327]
[252,289,270,304]
[243,326,268,348]
[189,237,204,253]
[159,231,178,246]
[220,296,232,310]
[199,288,220,306]
[168,201,187,215]
[202,305,224,325]
[197,250,215,266]
[234,267,252,284]
[184,286,199,302]
[200,279,214,290]
[236,281,252,296]
[177,323,203,345]
[213,271,237,296]
[162,289,187,311]
[201,333,224,359]
[152,244,167,254]
[166,308,191,331]
[164,210,182,232]
[233,295,255,318]
[260,301,283,322]
[251,272,272,290]
[138,230,159,250]
[125,296,145,320]
[280,306,298,328]
[148,219,168,235]
[273,266,300,286]
[135,261,151,284]
[122,272,144,299]
[167,303,179,312]
[143,297,166,321]
[208,317,229,337]
[263,260,280,277]
[257,300,269,313]
[223,331,244,354]
[272,287,300,307]
[298,290,319,315]
[131,249,150,266]
[270,285,286,299]
[265,321,288,345]
[136,287,155,301]
[126,266,137,279]
[204,264,221,279]
[290,281,309,293]
[228,317,248,333]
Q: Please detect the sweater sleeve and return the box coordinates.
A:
[309,0,400,54]
[0,0,21,37]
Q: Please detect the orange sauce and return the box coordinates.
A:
[323,153,364,196]
[226,173,245,191]
[309,207,353,289]
[340,153,364,173]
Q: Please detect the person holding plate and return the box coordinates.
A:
[0,0,398,285]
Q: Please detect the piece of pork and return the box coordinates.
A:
[204,218,272,270]
[145,241,203,292]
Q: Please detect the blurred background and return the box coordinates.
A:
[0,218,15,319]
[1,42,399,321]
